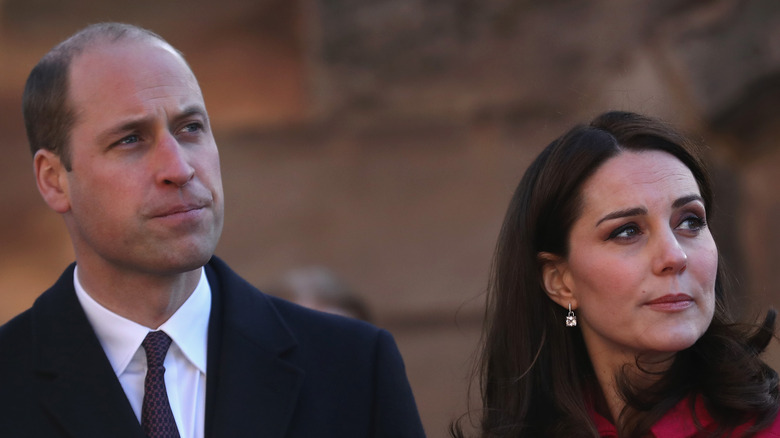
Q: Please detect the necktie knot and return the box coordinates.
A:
[142,331,172,369]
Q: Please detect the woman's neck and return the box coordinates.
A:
[589,350,676,425]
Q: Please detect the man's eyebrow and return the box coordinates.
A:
[97,105,209,144]
[97,116,153,144]
[596,207,647,227]
[173,105,211,130]
[177,105,208,120]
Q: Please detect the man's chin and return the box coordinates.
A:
[144,240,218,275]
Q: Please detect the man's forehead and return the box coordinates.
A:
[71,37,188,72]
[66,36,205,136]
[69,38,200,99]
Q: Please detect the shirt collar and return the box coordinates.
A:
[73,266,211,376]
[158,268,210,374]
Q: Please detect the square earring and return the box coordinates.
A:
[566,303,577,327]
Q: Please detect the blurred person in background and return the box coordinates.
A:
[271,266,372,322]
[451,111,779,437]
[0,22,424,438]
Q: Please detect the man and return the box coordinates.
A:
[0,23,425,438]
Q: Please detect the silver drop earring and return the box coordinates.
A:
[566,303,577,327]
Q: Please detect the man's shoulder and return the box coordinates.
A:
[203,258,426,437]
[0,307,33,352]
[207,256,387,353]
[0,274,68,348]
[209,256,377,326]
[0,263,76,337]
[269,292,381,338]
[0,308,37,393]
[0,262,84,374]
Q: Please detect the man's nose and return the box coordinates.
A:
[154,133,195,187]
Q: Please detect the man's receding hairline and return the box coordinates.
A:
[72,33,180,64]
[49,23,179,69]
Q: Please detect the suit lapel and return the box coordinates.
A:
[31,264,145,438]
[205,258,304,438]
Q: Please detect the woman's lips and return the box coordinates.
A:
[645,294,694,312]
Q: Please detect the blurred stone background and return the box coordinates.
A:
[2,0,780,436]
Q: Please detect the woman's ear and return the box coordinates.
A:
[538,252,577,309]
[34,149,71,214]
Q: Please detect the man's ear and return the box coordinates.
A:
[34,149,71,213]
[538,252,577,310]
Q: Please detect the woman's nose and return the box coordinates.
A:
[653,230,688,275]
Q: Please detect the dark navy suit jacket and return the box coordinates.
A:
[0,257,426,437]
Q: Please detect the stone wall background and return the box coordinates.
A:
[2,0,780,436]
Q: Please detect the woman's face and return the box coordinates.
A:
[552,150,717,370]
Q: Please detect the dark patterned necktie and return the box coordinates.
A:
[141,331,181,438]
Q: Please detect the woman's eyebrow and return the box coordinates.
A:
[596,207,647,227]
[673,194,704,209]
[595,194,704,228]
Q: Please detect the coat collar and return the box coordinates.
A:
[30,263,145,438]
[30,258,305,438]
[204,256,304,438]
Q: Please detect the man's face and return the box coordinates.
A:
[61,38,224,277]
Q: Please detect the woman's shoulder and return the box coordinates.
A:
[745,411,780,438]
[587,393,780,437]
[650,396,780,438]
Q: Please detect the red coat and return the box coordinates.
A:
[590,396,780,437]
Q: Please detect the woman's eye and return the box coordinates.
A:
[607,223,641,241]
[678,215,707,231]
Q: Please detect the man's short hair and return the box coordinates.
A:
[22,23,170,171]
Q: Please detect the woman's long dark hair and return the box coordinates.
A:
[451,111,778,437]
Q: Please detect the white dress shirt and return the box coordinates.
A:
[74,266,210,438]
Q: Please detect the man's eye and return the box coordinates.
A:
[117,134,140,145]
[181,123,203,133]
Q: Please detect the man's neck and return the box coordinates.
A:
[75,263,203,329]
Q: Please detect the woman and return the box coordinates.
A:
[452,111,779,437]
